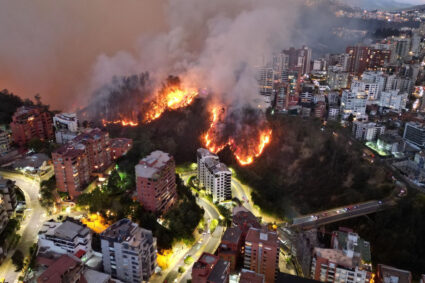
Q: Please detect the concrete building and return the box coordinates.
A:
[351,80,380,102]
[380,90,408,112]
[376,264,412,283]
[38,219,92,259]
[37,254,85,283]
[403,122,425,147]
[328,69,349,90]
[257,67,274,97]
[197,148,232,203]
[217,227,243,271]
[0,130,11,155]
[52,144,90,199]
[352,122,385,141]
[0,177,17,216]
[346,46,370,75]
[73,128,111,173]
[311,228,372,283]
[100,219,157,283]
[341,90,367,119]
[53,113,79,144]
[192,252,230,283]
[10,106,54,147]
[135,150,177,214]
[110,138,133,160]
[244,228,279,283]
[239,269,265,283]
[328,106,340,120]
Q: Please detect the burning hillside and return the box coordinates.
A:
[203,106,272,165]
[85,74,272,166]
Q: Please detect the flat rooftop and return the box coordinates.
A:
[135,150,172,179]
[207,259,229,283]
[221,227,242,244]
[314,247,353,269]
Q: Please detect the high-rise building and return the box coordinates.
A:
[110,138,133,160]
[352,122,385,141]
[369,48,391,70]
[403,122,425,147]
[393,37,410,60]
[10,106,54,147]
[38,219,92,259]
[379,90,408,112]
[217,227,243,271]
[341,90,367,119]
[257,67,274,97]
[52,143,90,199]
[0,130,11,155]
[53,113,79,144]
[328,68,349,90]
[100,219,157,283]
[73,128,111,173]
[311,229,372,283]
[197,148,231,203]
[244,228,279,283]
[283,46,312,74]
[346,46,371,75]
[192,252,230,283]
[0,177,17,216]
[135,150,177,214]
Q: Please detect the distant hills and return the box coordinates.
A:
[336,0,414,11]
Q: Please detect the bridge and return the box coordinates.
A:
[288,200,388,230]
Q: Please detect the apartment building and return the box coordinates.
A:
[100,219,157,283]
[217,227,243,271]
[197,148,231,203]
[0,130,11,155]
[135,150,177,214]
[10,106,54,147]
[53,113,79,144]
[352,121,385,141]
[0,177,17,216]
[38,219,92,259]
[244,228,279,283]
[192,252,230,283]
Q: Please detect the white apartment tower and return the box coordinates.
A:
[197,148,232,202]
[53,113,79,144]
[101,219,157,283]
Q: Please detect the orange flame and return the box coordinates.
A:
[203,106,272,166]
[143,86,198,123]
[102,119,139,127]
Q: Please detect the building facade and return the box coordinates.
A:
[352,122,385,141]
[197,148,231,203]
[100,219,157,283]
[10,106,54,147]
[135,151,177,214]
[244,228,279,283]
[192,252,230,283]
[53,113,79,144]
[403,122,425,147]
[0,130,11,155]
[38,219,92,258]
[52,144,90,199]
[110,138,133,161]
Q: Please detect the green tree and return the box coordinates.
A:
[12,250,24,271]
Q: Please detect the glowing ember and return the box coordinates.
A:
[102,119,139,127]
[203,106,272,166]
[143,86,198,123]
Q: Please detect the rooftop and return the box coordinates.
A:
[207,259,229,283]
[314,247,354,269]
[245,228,278,247]
[240,269,265,283]
[110,138,132,148]
[135,150,173,179]
[13,153,50,169]
[378,264,412,283]
[221,227,242,244]
[40,219,90,241]
[100,218,153,247]
[54,113,78,122]
[333,230,371,263]
[37,254,82,283]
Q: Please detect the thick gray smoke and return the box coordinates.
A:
[89,0,301,108]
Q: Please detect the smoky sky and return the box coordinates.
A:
[0,0,166,110]
[0,0,384,111]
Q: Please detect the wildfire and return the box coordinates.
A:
[143,85,198,123]
[102,119,139,127]
[203,106,272,166]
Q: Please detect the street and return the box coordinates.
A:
[0,172,47,283]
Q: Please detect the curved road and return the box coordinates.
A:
[0,172,47,283]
